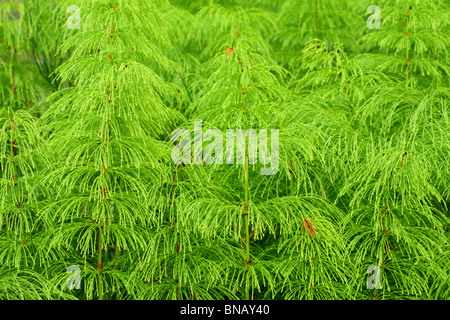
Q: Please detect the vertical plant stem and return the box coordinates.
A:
[314,0,319,35]
[97,226,104,300]
[10,124,23,240]
[244,146,250,299]
[8,128,16,239]
[289,161,294,195]
[242,79,250,300]
[405,0,411,86]
[9,47,15,94]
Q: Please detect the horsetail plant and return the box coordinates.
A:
[0,0,448,301]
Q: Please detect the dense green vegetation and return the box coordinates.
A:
[0,0,449,300]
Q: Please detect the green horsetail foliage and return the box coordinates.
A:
[0,0,448,300]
